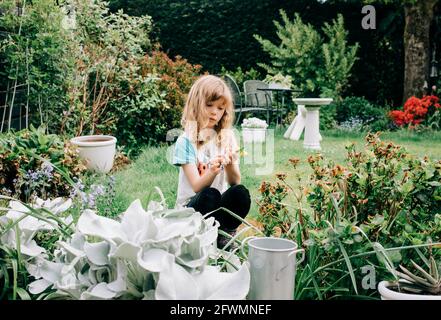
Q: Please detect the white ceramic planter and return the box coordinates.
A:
[378,281,441,300]
[242,128,266,143]
[70,135,117,174]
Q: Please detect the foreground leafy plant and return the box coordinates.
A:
[0,125,86,202]
[256,132,441,299]
[0,196,74,300]
[26,199,250,300]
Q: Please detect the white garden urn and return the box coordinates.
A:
[70,135,117,174]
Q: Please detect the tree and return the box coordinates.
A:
[254,11,359,100]
[402,0,438,100]
[331,0,439,101]
[363,0,439,100]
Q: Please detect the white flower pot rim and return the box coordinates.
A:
[378,280,441,300]
[242,127,268,129]
[71,135,117,148]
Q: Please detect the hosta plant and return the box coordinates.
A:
[26,199,250,300]
[0,196,74,300]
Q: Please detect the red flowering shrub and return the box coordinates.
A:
[103,49,204,151]
[389,95,441,127]
[139,49,204,128]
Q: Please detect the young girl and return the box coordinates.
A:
[172,75,251,244]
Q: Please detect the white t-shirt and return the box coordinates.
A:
[172,132,238,208]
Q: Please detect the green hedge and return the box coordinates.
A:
[109,0,406,106]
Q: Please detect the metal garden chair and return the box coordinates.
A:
[242,80,272,124]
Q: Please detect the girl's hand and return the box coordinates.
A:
[224,146,238,166]
[208,156,224,175]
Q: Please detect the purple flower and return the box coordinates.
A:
[42,162,54,175]
[91,184,105,196]
[30,171,40,181]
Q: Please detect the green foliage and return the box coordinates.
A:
[254,11,322,97]
[0,0,73,131]
[104,49,203,153]
[389,255,441,295]
[0,125,86,202]
[106,76,169,153]
[256,180,291,237]
[335,96,390,130]
[254,11,359,100]
[427,109,441,131]
[220,66,262,90]
[256,132,441,299]
[320,103,338,130]
[59,0,153,137]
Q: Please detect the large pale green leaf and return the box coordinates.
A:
[137,248,174,272]
[193,263,250,300]
[28,279,52,295]
[20,239,46,257]
[111,242,141,261]
[78,209,127,244]
[107,260,127,293]
[120,199,158,243]
[84,241,110,266]
[40,260,64,283]
[155,262,198,300]
[80,283,118,300]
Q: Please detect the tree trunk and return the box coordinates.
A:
[403,0,438,101]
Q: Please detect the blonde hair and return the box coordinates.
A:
[181,75,234,148]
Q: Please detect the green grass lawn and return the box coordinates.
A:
[102,128,441,218]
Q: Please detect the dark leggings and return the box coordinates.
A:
[186,184,251,231]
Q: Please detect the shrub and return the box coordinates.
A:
[0,125,86,202]
[320,103,337,130]
[254,11,358,100]
[104,50,203,153]
[137,50,203,137]
[105,76,169,152]
[335,96,388,129]
[256,133,441,299]
[220,66,262,90]
[389,95,441,129]
[0,0,72,131]
[305,133,441,230]
[59,0,153,137]
[0,196,250,300]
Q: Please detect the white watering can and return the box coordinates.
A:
[242,237,305,300]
